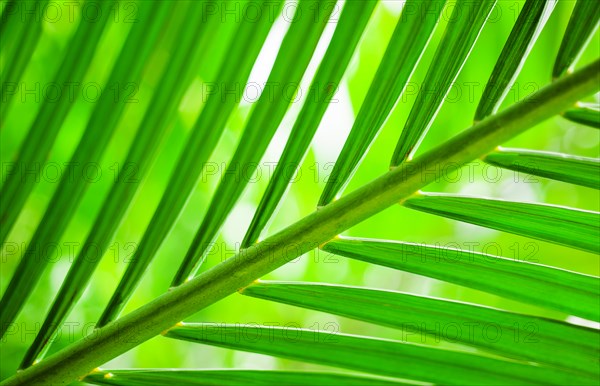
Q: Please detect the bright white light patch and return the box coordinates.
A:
[381,0,406,16]
[233,352,277,370]
[221,201,257,244]
[311,82,355,164]
[241,5,293,107]
[566,316,600,330]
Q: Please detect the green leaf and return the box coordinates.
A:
[553,0,600,78]
[390,0,497,166]
[96,0,284,326]
[0,0,119,338]
[89,4,226,328]
[317,0,446,206]
[3,58,600,386]
[562,103,600,128]
[172,0,335,285]
[165,323,596,385]
[84,369,409,386]
[242,281,599,375]
[242,0,378,247]
[0,1,36,79]
[0,1,17,31]
[484,148,600,189]
[322,237,600,321]
[0,0,117,245]
[404,192,600,254]
[475,0,556,121]
[15,3,175,367]
[0,1,211,342]
[0,0,49,123]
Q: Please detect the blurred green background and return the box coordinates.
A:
[1,0,598,380]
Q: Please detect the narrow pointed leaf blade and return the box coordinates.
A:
[318,0,446,206]
[0,0,117,244]
[242,281,599,374]
[0,0,118,338]
[1,60,600,386]
[165,324,595,385]
[0,0,49,122]
[90,4,222,328]
[484,148,600,189]
[553,0,600,78]
[84,370,409,386]
[391,0,497,166]
[17,3,174,368]
[0,1,36,77]
[173,0,335,285]
[0,1,208,342]
[322,238,600,321]
[97,0,285,325]
[242,0,378,247]
[475,0,556,121]
[0,1,18,34]
[404,193,600,253]
[562,103,600,128]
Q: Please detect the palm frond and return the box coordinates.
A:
[553,0,600,78]
[241,281,599,373]
[322,237,600,321]
[403,193,600,253]
[165,323,597,385]
[17,2,175,367]
[0,0,117,245]
[562,103,600,128]
[0,0,119,337]
[0,0,49,123]
[391,0,496,165]
[318,0,446,206]
[243,0,377,246]
[173,0,336,284]
[85,369,410,386]
[1,1,598,385]
[484,148,599,188]
[475,0,556,121]
[97,0,284,327]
